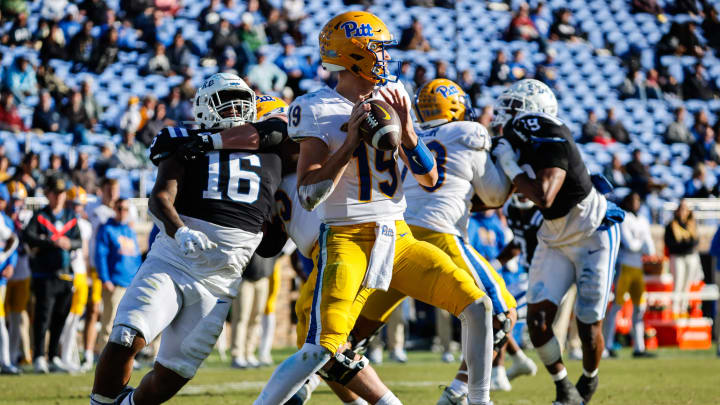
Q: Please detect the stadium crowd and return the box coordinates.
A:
[0,0,717,396]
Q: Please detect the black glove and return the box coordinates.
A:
[177,134,215,161]
[250,118,288,149]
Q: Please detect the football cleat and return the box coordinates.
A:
[436,386,468,405]
[231,356,248,369]
[576,374,598,404]
[368,347,383,364]
[284,381,313,405]
[507,354,538,380]
[1,364,22,375]
[553,377,584,405]
[34,356,49,374]
[490,366,512,391]
[389,349,408,363]
[441,352,455,363]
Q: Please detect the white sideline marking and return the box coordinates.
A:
[177,380,447,395]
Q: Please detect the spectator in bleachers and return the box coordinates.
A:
[89,26,119,74]
[661,74,682,99]
[603,108,631,144]
[117,130,149,169]
[506,2,540,42]
[632,0,666,21]
[264,8,287,45]
[2,55,37,104]
[644,68,663,99]
[98,9,116,37]
[80,80,100,128]
[0,156,11,183]
[531,2,552,36]
[549,8,585,42]
[71,152,97,195]
[210,19,240,60]
[684,163,712,197]
[398,18,431,52]
[275,38,311,97]
[239,12,268,56]
[282,0,305,44]
[535,48,559,90]
[94,197,141,353]
[137,95,157,133]
[669,0,708,17]
[665,107,694,144]
[247,51,287,94]
[139,102,171,146]
[626,148,653,196]
[683,63,717,100]
[657,21,705,58]
[118,96,141,134]
[44,153,69,184]
[604,154,631,188]
[0,91,28,133]
[488,50,511,86]
[580,110,603,144]
[167,32,192,75]
[691,110,709,140]
[164,86,192,123]
[664,199,702,316]
[11,153,40,196]
[32,91,63,133]
[58,4,82,41]
[702,7,720,53]
[412,64,428,92]
[39,22,67,63]
[137,8,164,46]
[457,69,482,108]
[68,20,95,73]
[619,69,641,100]
[143,42,172,76]
[508,49,530,81]
[199,0,222,32]
[434,60,452,81]
[36,64,70,102]
[62,90,90,144]
[2,12,31,46]
[93,143,120,178]
[119,0,152,20]
[80,0,110,26]
[24,176,81,373]
[155,0,181,16]
[687,126,719,167]
[178,74,196,101]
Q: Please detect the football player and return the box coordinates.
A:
[603,191,655,358]
[255,12,494,405]
[89,73,289,405]
[491,79,624,405]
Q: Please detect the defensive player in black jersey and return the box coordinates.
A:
[90,73,288,405]
[491,79,624,405]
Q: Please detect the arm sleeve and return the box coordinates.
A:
[94,226,111,282]
[22,213,55,249]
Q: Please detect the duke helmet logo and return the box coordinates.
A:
[340,21,374,38]
[436,85,459,98]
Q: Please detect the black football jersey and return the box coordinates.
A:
[505,203,542,269]
[153,126,284,233]
[506,113,593,220]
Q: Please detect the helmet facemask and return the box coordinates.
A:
[367,39,400,85]
[204,88,256,128]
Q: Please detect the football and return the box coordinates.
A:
[358,99,401,151]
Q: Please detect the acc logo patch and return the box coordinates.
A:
[340,21,374,38]
[257,95,275,103]
[436,85,459,98]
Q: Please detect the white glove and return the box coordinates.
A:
[174,226,217,256]
[492,138,524,181]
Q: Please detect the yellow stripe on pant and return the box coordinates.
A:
[361,225,517,323]
[70,273,89,315]
[264,262,282,315]
[302,220,485,354]
[615,264,646,305]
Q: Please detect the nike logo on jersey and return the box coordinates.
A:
[216,299,228,304]
[588,248,602,255]
[399,233,407,237]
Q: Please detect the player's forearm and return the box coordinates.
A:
[220,124,260,149]
[149,190,185,238]
[299,142,354,188]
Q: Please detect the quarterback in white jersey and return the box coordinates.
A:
[255,11,494,405]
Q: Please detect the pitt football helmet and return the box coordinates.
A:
[193,72,256,129]
[491,79,558,129]
[67,185,88,205]
[7,181,27,200]
[256,95,289,121]
[319,11,399,85]
[415,78,475,129]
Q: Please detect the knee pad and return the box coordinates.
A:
[109,325,140,348]
[536,336,562,366]
[317,348,369,385]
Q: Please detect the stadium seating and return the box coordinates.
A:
[1,0,719,210]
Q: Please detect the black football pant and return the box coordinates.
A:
[32,277,73,360]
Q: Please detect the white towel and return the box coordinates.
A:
[363,221,396,291]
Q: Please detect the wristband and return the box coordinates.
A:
[210,133,223,149]
[402,139,435,175]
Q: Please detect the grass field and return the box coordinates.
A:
[2,347,719,404]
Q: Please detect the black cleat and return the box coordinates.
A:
[114,386,135,405]
[632,351,657,358]
[553,377,585,405]
[576,374,599,403]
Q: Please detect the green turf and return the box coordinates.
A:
[1,347,719,404]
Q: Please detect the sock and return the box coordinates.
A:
[459,297,492,405]
[61,313,81,368]
[449,378,468,395]
[603,303,622,350]
[376,390,402,405]
[84,350,94,364]
[583,368,598,378]
[258,313,276,359]
[493,365,507,379]
[0,316,10,366]
[118,391,135,405]
[89,393,115,405]
[343,399,368,405]
[632,304,646,352]
[551,367,568,382]
[252,343,330,405]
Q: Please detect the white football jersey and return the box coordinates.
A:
[275,173,321,258]
[288,81,409,225]
[404,121,511,239]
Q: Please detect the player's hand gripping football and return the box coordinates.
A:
[345,97,371,148]
[174,226,218,256]
[380,88,414,143]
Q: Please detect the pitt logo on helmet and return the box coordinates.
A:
[436,85,459,98]
[339,21,374,38]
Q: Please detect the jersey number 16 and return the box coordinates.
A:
[203,151,261,203]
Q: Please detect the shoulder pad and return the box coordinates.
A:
[287,90,328,144]
[456,121,491,151]
[510,112,568,144]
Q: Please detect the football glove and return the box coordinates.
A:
[174,226,217,256]
[250,118,288,149]
[492,138,523,181]
[177,134,215,161]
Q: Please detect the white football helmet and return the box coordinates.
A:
[510,193,534,209]
[193,73,256,129]
[491,79,558,129]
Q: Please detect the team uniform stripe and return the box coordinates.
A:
[601,224,620,314]
[306,224,328,345]
[455,236,509,314]
[171,127,182,138]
